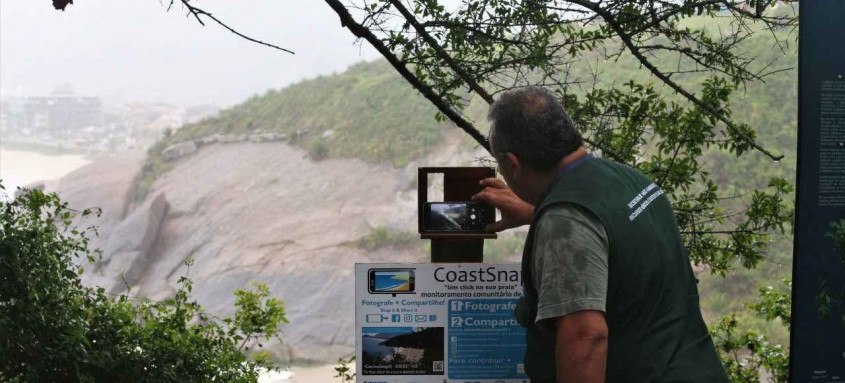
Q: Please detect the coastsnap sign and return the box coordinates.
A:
[355,263,529,383]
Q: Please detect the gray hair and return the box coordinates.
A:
[488,86,583,170]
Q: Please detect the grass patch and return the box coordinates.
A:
[133,140,172,201]
[133,60,450,200]
[357,226,423,252]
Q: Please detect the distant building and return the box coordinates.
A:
[1,86,103,134]
[0,85,217,152]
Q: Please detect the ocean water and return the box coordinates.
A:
[0,148,90,197]
[375,272,410,292]
[361,335,393,358]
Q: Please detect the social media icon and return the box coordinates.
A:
[404,314,413,322]
[391,314,401,322]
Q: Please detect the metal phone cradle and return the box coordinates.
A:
[418,167,497,263]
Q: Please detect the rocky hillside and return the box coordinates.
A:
[134,60,468,201]
[49,129,490,363]
[44,58,496,363]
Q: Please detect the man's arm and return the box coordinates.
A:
[471,177,534,232]
[555,310,608,383]
[529,204,610,382]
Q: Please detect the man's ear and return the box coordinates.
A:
[504,152,522,179]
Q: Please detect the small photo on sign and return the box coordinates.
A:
[361,327,444,376]
[368,268,415,294]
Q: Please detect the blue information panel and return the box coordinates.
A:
[792,1,845,382]
[447,299,526,380]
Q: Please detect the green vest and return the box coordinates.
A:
[517,157,728,382]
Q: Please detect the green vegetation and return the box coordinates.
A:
[357,226,423,253]
[0,183,286,382]
[711,278,791,383]
[333,355,356,382]
[828,219,845,264]
[184,62,444,160]
[134,139,173,200]
[135,60,453,200]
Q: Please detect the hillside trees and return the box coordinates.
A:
[0,183,288,382]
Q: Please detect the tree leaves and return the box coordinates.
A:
[0,184,286,382]
[342,0,797,276]
[711,278,791,383]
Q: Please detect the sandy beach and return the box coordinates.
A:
[0,148,91,192]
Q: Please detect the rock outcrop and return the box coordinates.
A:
[48,130,493,363]
[99,192,169,293]
[49,151,146,250]
[161,141,197,161]
[52,141,465,363]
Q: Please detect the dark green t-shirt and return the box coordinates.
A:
[532,204,608,331]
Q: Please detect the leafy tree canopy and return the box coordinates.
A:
[0,183,287,382]
[321,0,797,275]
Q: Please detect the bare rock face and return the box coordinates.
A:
[44,151,145,291]
[58,142,428,363]
[49,151,146,251]
[99,193,169,294]
[161,141,198,161]
[50,135,491,364]
[136,142,423,362]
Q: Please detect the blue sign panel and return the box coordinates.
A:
[447,299,528,380]
[792,1,845,382]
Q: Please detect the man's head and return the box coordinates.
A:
[488,86,583,202]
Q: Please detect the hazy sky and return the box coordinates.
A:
[0,0,380,107]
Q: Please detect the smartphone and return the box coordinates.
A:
[422,202,491,232]
[368,268,415,294]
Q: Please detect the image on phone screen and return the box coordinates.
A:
[423,202,487,232]
[368,269,415,294]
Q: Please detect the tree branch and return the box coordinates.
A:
[178,0,294,55]
[387,0,495,104]
[323,0,490,151]
[566,0,783,161]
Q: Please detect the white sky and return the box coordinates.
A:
[0,0,380,107]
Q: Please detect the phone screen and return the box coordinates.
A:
[369,269,415,293]
[424,202,486,232]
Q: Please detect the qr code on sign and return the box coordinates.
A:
[433,360,444,372]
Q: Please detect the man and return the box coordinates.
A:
[472,87,728,383]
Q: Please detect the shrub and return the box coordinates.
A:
[0,183,286,382]
[357,226,421,252]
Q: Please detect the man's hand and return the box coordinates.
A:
[555,310,608,383]
[471,178,535,232]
